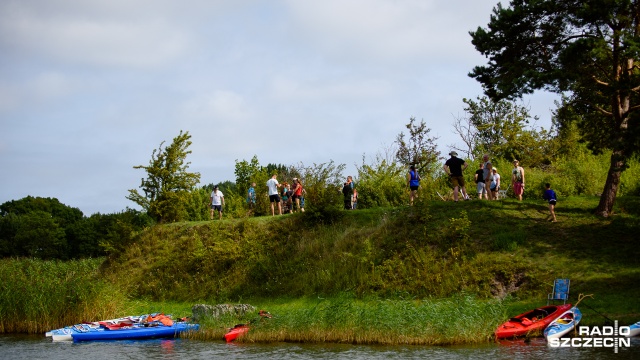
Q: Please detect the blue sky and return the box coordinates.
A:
[0,0,558,215]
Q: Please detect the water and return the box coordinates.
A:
[1,334,639,359]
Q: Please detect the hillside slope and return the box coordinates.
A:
[104,196,640,322]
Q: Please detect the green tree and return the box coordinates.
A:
[469,0,640,216]
[0,196,83,259]
[395,117,441,176]
[234,155,261,201]
[356,150,406,208]
[299,161,345,223]
[459,96,554,167]
[127,131,201,222]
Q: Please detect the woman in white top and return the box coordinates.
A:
[491,168,501,201]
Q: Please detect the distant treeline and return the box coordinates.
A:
[0,196,152,260]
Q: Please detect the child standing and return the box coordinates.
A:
[543,183,557,222]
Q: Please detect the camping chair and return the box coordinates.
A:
[498,185,510,200]
[547,278,570,305]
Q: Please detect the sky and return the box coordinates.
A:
[0,0,559,216]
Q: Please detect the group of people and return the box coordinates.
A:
[266,174,305,216]
[439,152,526,202]
[211,153,558,222]
[407,152,558,221]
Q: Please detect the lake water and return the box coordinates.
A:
[1,334,639,359]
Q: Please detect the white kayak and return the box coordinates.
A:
[544,306,582,341]
[627,321,640,337]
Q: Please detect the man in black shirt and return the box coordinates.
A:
[444,151,469,202]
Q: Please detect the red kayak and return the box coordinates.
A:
[495,304,572,339]
[223,310,272,342]
[224,324,249,342]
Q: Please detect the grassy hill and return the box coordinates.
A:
[2,195,638,343]
[106,195,639,319]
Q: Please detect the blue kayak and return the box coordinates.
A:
[71,322,199,342]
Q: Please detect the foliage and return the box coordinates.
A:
[220,295,505,345]
[460,97,555,167]
[0,197,80,259]
[469,0,640,216]
[127,130,201,222]
[395,117,441,176]
[356,149,407,208]
[234,155,261,201]
[0,258,125,333]
[0,196,152,259]
[298,161,346,223]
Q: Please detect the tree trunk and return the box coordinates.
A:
[595,151,625,217]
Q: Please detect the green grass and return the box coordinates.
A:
[1,195,638,342]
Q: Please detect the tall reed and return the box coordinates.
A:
[0,258,125,333]
[191,295,506,345]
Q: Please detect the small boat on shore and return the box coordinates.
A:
[46,313,199,342]
[223,310,272,342]
[627,321,640,337]
[224,324,250,342]
[544,306,582,341]
[495,304,572,339]
[71,322,199,342]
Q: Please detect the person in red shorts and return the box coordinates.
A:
[511,160,525,201]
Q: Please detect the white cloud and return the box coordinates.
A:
[0,1,201,68]
[284,0,496,63]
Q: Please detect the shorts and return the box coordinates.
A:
[211,205,222,212]
[292,194,301,200]
[548,200,557,205]
[476,182,486,194]
[450,175,465,188]
[410,185,419,191]
[514,181,523,195]
[269,194,281,203]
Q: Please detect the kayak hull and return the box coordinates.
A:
[71,323,199,342]
[495,304,572,339]
[544,306,582,340]
[627,322,640,337]
[224,325,249,342]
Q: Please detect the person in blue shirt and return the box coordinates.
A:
[543,183,558,222]
[407,165,421,205]
[247,182,256,209]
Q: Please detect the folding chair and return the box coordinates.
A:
[498,185,510,199]
[547,278,570,305]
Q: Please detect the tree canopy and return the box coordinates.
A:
[127,131,201,222]
[469,0,640,216]
[395,117,441,175]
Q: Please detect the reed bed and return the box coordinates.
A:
[191,295,506,345]
[0,258,125,333]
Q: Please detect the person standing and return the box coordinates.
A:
[511,160,525,201]
[444,151,469,202]
[482,154,494,200]
[491,168,501,200]
[474,163,488,200]
[543,183,558,222]
[407,165,421,205]
[352,188,358,209]
[342,176,354,210]
[292,178,303,213]
[247,182,256,209]
[210,185,224,220]
[266,174,282,216]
